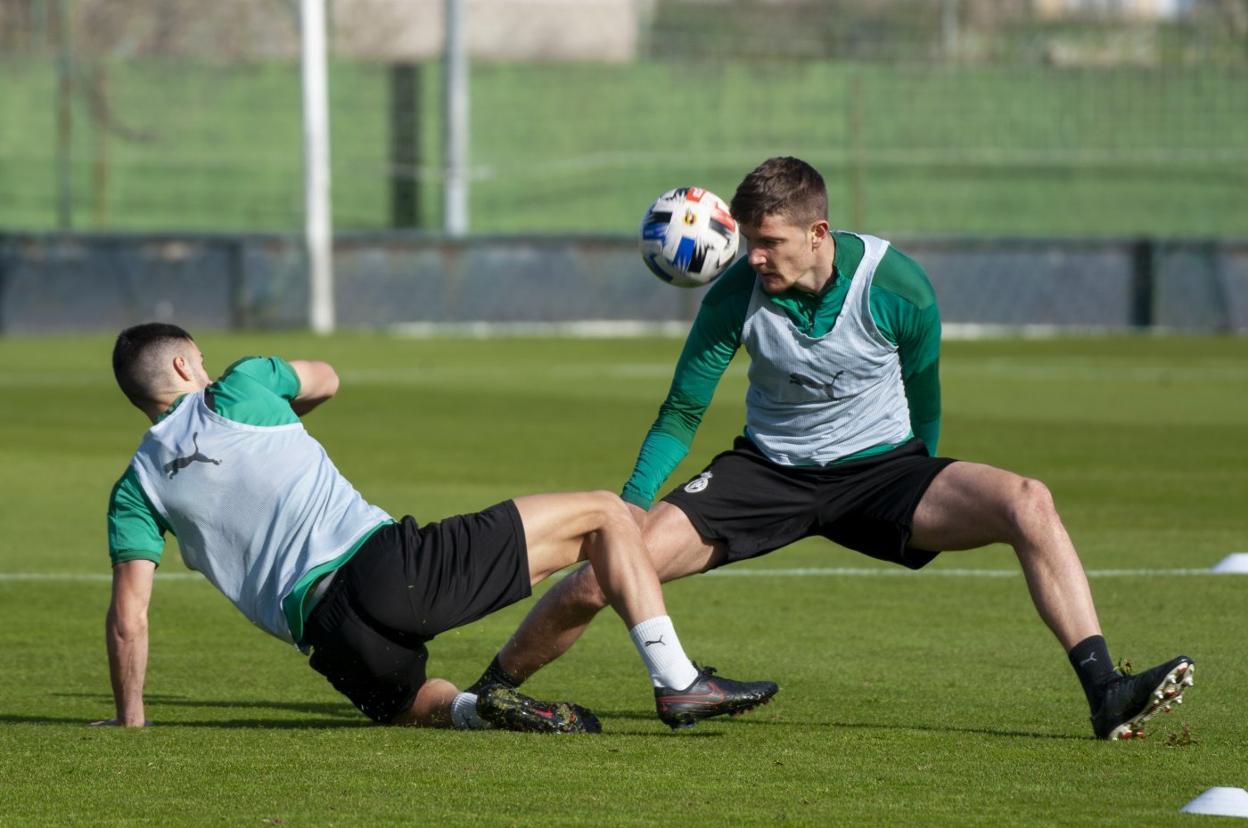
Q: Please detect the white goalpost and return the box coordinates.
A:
[443,0,470,237]
[301,0,335,334]
[301,0,469,332]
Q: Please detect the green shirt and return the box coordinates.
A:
[622,232,942,509]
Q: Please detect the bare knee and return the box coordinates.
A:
[578,490,640,546]
[1006,477,1060,544]
[389,677,457,727]
[585,490,632,529]
[566,492,634,610]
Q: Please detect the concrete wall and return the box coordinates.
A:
[334,0,643,63]
[51,0,642,63]
[2,233,1244,335]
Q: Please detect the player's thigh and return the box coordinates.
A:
[910,461,1030,551]
[513,490,630,584]
[643,501,727,581]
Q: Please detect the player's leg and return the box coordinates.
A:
[481,439,799,689]
[507,490,776,728]
[908,461,1100,649]
[515,491,665,624]
[491,500,724,684]
[910,461,1193,739]
[304,515,601,733]
[391,678,458,726]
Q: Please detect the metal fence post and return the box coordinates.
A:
[1130,238,1156,329]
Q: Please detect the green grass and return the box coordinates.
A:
[2,58,1246,236]
[1,333,1246,825]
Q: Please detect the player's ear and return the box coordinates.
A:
[172,353,193,382]
[810,220,830,248]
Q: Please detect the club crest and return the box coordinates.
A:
[684,472,712,494]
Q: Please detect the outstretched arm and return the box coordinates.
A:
[99,559,155,727]
[621,270,750,508]
[288,360,339,416]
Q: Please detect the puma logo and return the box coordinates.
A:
[1079,653,1098,667]
[644,635,666,648]
[789,370,845,400]
[164,432,221,478]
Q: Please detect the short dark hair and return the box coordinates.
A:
[112,323,195,406]
[730,156,828,229]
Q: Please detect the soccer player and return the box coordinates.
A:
[469,156,1194,740]
[99,323,776,732]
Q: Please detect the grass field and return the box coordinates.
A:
[2,58,1246,237]
[1,332,1246,825]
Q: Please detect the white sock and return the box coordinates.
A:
[629,615,699,689]
[450,692,492,730]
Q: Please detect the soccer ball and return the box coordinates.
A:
[639,187,739,288]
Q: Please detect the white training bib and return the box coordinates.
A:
[128,392,391,642]
[741,233,913,466]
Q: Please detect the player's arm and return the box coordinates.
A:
[214,356,335,418]
[287,360,339,416]
[100,560,156,727]
[621,267,751,509]
[871,247,942,454]
[101,469,166,727]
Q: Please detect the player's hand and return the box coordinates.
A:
[625,502,648,530]
[89,718,152,728]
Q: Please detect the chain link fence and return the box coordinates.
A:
[1,1,1246,332]
[3,0,1245,236]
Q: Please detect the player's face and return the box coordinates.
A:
[741,213,821,295]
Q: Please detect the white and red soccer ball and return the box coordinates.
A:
[639,187,740,288]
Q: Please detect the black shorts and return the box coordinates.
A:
[301,500,531,723]
[663,436,955,570]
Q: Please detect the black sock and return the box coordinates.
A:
[466,654,522,695]
[1068,635,1115,707]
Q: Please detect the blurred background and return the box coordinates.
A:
[1,0,1246,333]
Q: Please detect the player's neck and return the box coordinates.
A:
[794,241,838,296]
[141,394,180,423]
[142,381,203,423]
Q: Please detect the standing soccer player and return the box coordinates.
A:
[100,324,776,732]
[469,156,1194,740]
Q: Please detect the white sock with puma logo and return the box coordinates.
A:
[629,615,698,689]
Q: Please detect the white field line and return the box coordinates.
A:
[0,567,1226,584]
[707,567,1220,578]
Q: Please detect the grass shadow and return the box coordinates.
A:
[593,709,1087,741]
[40,693,366,728]
[52,692,360,719]
[38,696,1083,739]
[0,712,374,729]
[825,719,1087,742]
